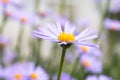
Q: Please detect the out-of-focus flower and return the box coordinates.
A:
[2,49,15,65]
[109,0,120,13]
[4,64,27,80]
[104,18,120,31]
[26,62,49,80]
[80,54,102,74]
[76,45,102,57]
[4,5,38,25]
[33,22,97,46]
[85,75,112,80]
[52,72,76,80]
[0,0,23,8]
[0,36,9,49]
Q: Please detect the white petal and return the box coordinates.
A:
[56,22,62,33]
[75,27,97,41]
[64,22,69,33]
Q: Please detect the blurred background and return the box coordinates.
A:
[0,0,120,80]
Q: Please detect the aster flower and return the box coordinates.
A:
[85,75,112,80]
[0,0,23,8]
[104,18,120,31]
[76,45,102,57]
[4,5,38,25]
[4,63,28,80]
[52,72,76,80]
[26,62,49,80]
[80,54,102,74]
[33,22,97,46]
[33,22,97,80]
[21,62,49,80]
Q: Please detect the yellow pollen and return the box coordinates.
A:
[30,73,37,79]
[57,32,75,42]
[82,60,90,67]
[80,46,87,52]
[1,0,8,3]
[20,17,27,23]
[14,74,21,80]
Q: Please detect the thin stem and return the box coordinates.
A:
[57,47,67,80]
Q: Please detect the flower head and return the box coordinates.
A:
[104,18,120,31]
[80,54,102,74]
[0,0,23,7]
[26,62,49,80]
[4,5,38,25]
[4,63,27,80]
[76,45,102,57]
[33,22,97,47]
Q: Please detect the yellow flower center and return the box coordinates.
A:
[57,33,75,42]
[80,46,87,52]
[30,73,37,79]
[82,60,90,67]
[14,73,21,80]
[1,0,8,4]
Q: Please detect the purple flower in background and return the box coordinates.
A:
[4,63,27,80]
[85,75,112,80]
[80,54,102,74]
[33,22,97,46]
[0,0,23,8]
[26,62,49,80]
[53,72,76,80]
[104,18,120,31]
[76,45,102,57]
[4,5,38,25]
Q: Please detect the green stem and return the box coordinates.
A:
[57,47,67,80]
